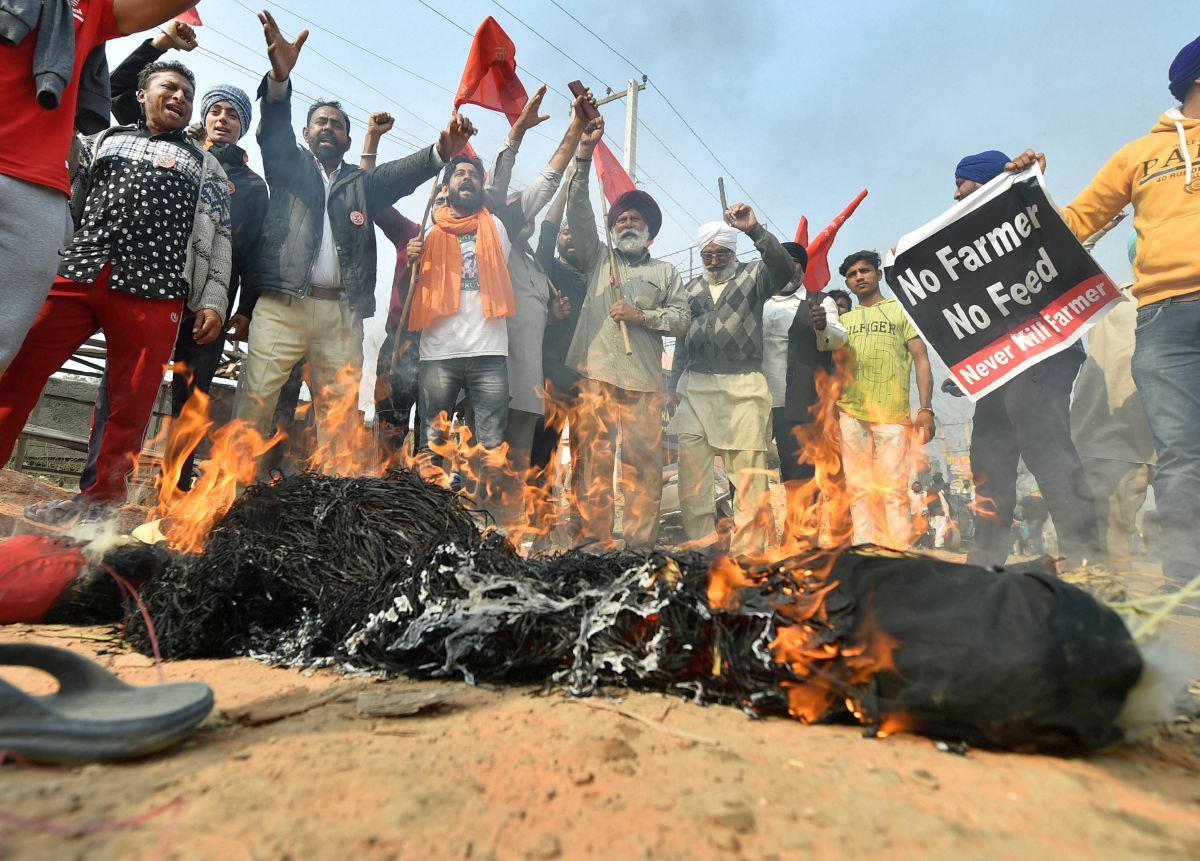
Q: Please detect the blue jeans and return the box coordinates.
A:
[418,355,509,451]
[419,356,509,510]
[1131,294,1200,586]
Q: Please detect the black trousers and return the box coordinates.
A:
[966,349,1099,566]
[772,407,815,484]
[374,326,421,460]
[82,313,224,492]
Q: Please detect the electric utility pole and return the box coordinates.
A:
[595,76,648,182]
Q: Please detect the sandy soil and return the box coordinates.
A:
[0,622,1197,861]
[2,471,1200,859]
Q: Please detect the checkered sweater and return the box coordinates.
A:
[670,226,795,385]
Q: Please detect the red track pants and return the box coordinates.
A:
[0,265,183,504]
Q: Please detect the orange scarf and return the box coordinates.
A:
[408,206,515,331]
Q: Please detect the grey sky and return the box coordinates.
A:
[105,0,1194,431]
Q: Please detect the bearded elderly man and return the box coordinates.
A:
[565,117,688,549]
[667,210,795,554]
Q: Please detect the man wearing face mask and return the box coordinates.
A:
[0,59,230,524]
[667,209,795,554]
[565,115,689,549]
[236,11,472,468]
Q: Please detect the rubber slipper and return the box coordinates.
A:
[24,497,87,527]
[0,644,213,763]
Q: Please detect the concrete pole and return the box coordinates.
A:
[623,78,639,182]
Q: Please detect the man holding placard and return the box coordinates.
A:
[947,152,1100,570]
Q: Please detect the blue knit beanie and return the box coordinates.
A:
[200,84,253,140]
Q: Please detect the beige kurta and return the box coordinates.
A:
[669,370,772,452]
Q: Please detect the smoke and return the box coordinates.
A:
[1116,637,1197,737]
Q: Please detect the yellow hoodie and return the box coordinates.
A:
[1062,110,1200,307]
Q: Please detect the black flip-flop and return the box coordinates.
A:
[0,644,213,763]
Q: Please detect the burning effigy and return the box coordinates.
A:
[0,468,1164,756]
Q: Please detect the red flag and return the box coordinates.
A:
[794,216,809,246]
[454,17,527,124]
[593,140,634,206]
[176,7,202,26]
[804,189,868,292]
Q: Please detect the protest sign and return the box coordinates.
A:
[887,167,1123,400]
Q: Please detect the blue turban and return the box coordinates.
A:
[1169,35,1200,103]
[955,150,1011,184]
[200,84,253,140]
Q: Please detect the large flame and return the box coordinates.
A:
[708,554,906,730]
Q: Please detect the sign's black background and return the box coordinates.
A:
[888,177,1106,367]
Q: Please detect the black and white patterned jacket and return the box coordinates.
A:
[69,124,232,320]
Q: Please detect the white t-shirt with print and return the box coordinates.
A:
[420,226,510,361]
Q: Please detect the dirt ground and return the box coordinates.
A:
[2,472,1200,860]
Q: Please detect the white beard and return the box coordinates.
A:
[613,226,650,256]
[702,260,737,285]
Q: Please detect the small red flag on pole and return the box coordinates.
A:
[804,189,868,292]
[454,17,527,124]
[593,140,634,206]
[794,215,809,247]
[176,7,202,26]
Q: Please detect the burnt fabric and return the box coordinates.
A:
[0,535,86,624]
[822,550,1143,754]
[77,472,1145,755]
[0,535,169,624]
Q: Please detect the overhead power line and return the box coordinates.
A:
[543,0,779,228]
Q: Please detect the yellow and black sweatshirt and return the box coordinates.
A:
[1063,110,1200,307]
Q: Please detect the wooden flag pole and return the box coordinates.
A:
[717,176,728,213]
[388,177,443,380]
[595,174,634,356]
[396,177,442,337]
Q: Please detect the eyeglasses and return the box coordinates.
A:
[700,251,733,262]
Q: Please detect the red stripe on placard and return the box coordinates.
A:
[950,275,1118,395]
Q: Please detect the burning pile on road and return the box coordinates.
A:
[34,469,1135,755]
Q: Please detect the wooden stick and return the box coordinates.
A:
[581,700,720,746]
[396,177,442,337]
[594,175,634,356]
[388,177,443,379]
[717,176,728,212]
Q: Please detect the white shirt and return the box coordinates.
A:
[419,213,513,361]
[760,293,846,408]
[309,153,342,289]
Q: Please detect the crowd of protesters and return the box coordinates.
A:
[1,7,1198,585]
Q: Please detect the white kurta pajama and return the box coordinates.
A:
[669,368,774,554]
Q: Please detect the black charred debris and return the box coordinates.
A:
[94,470,1141,755]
